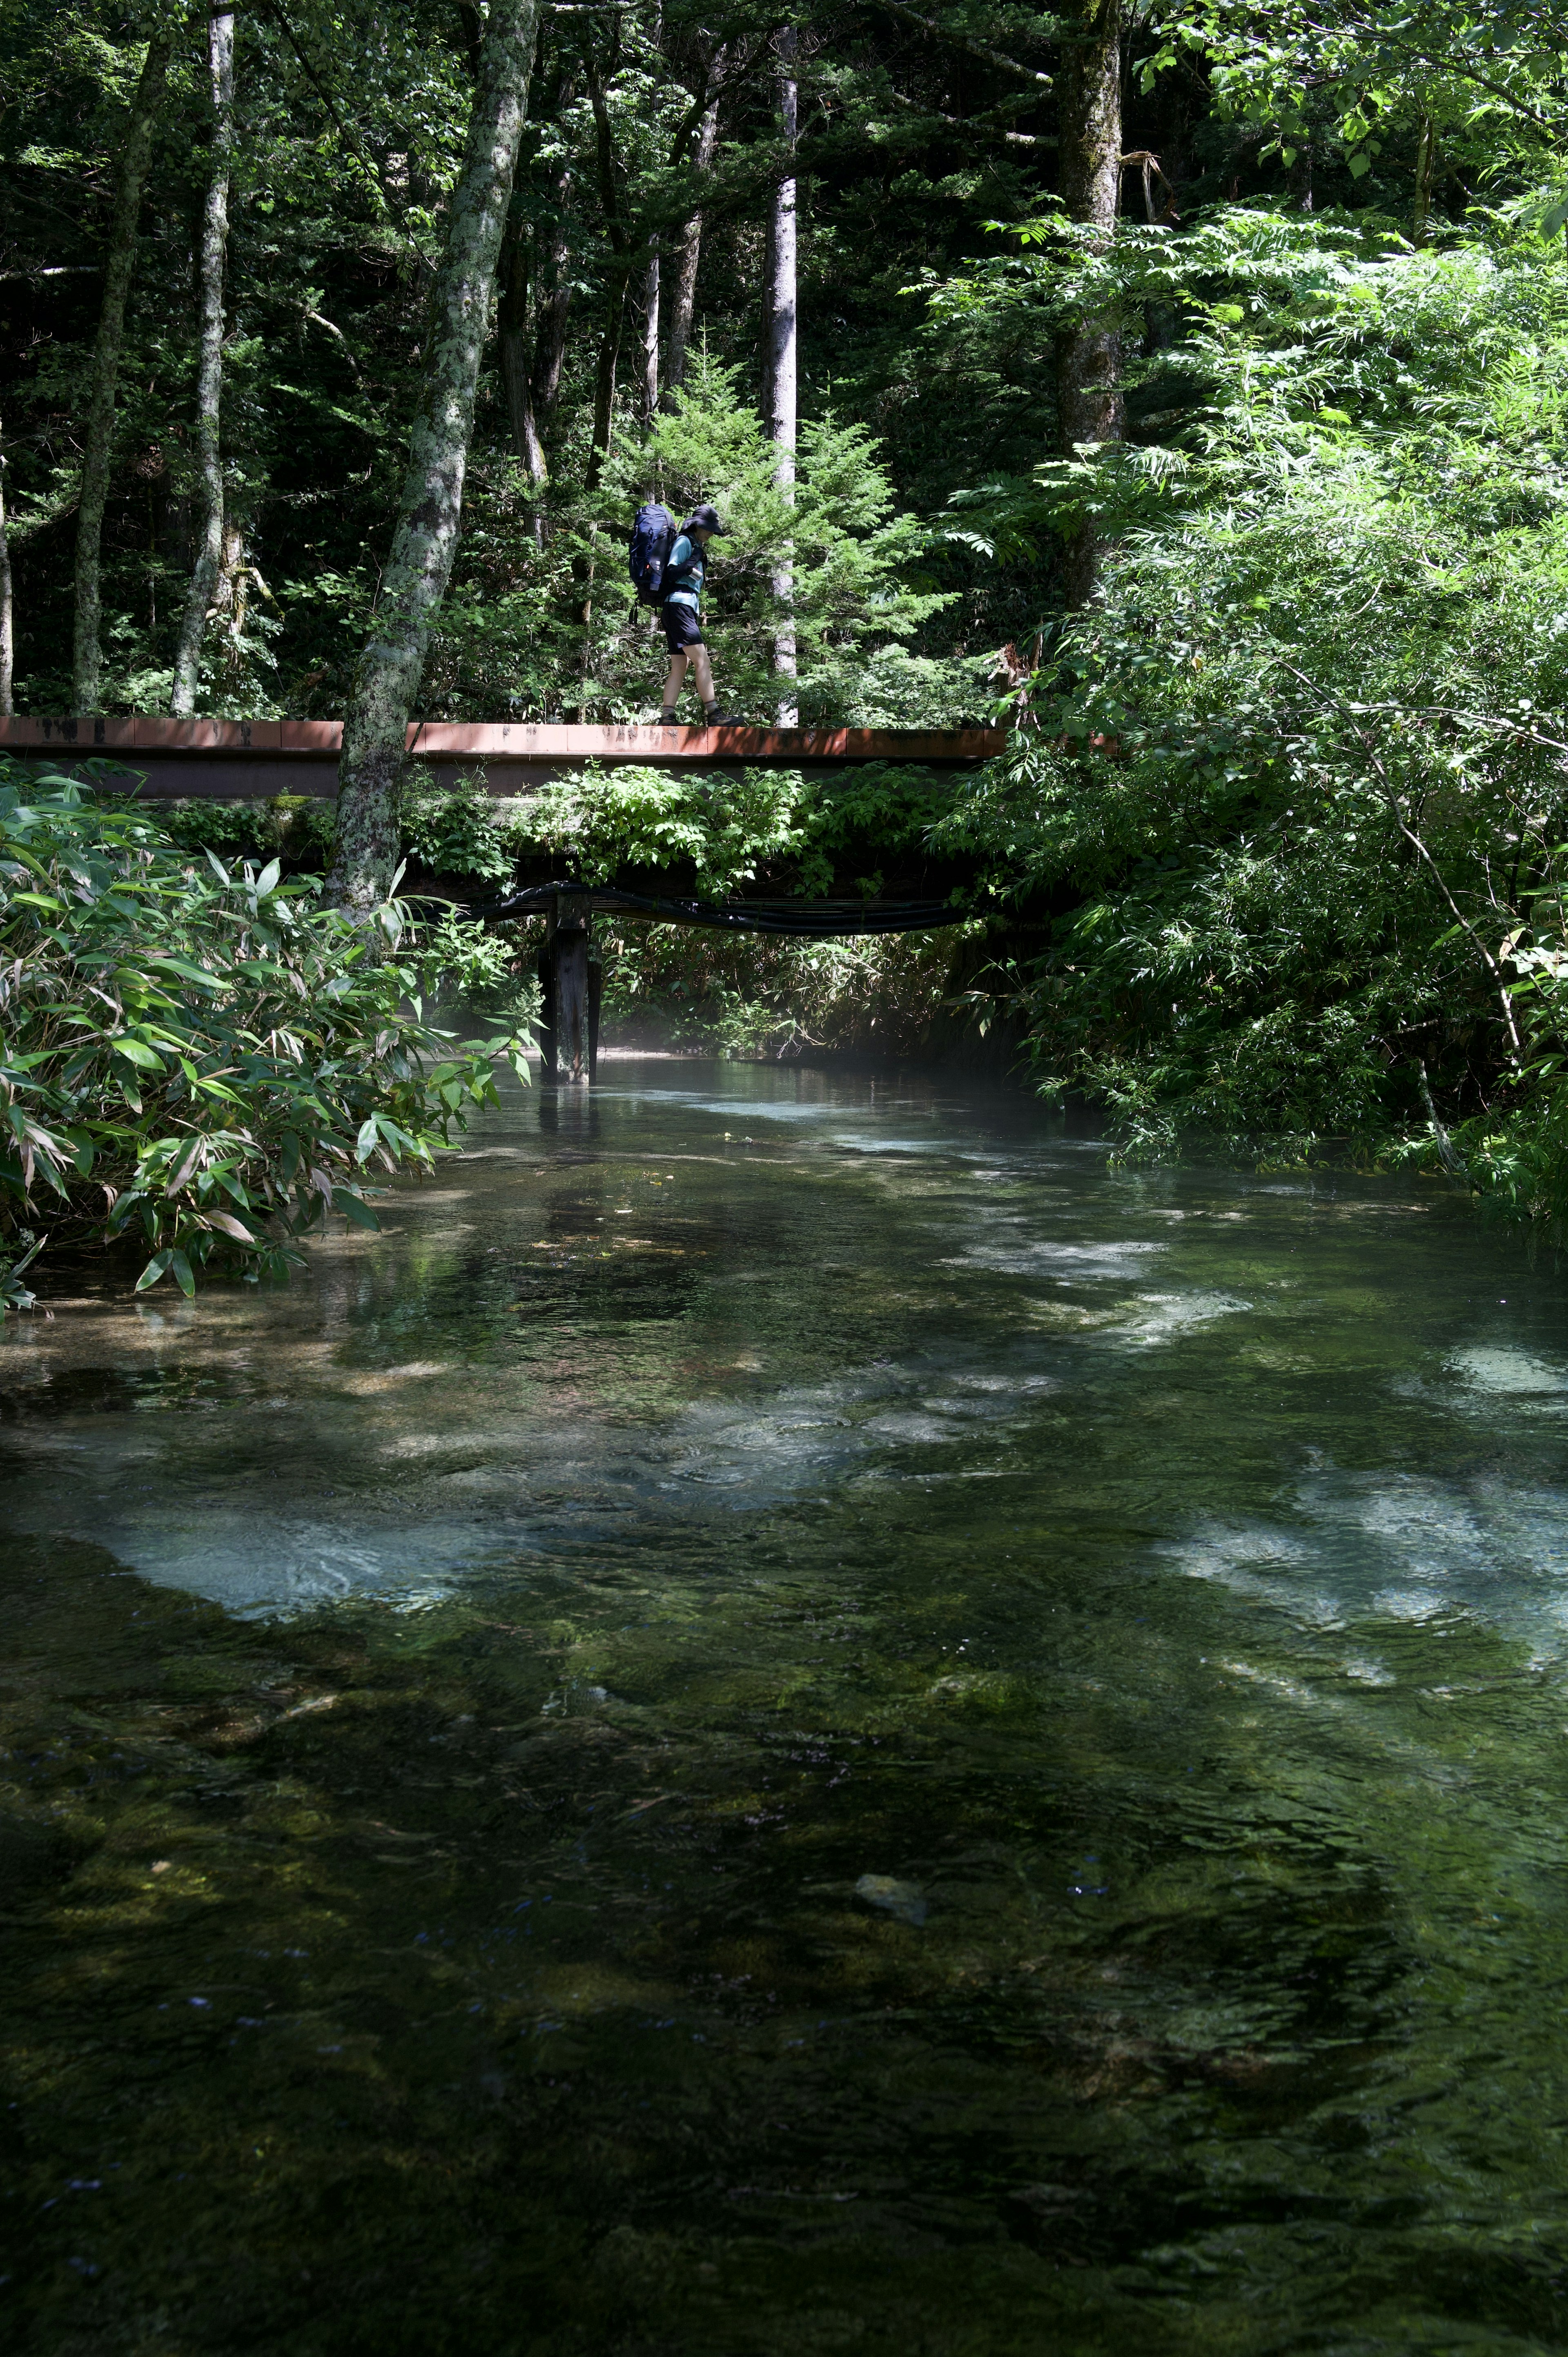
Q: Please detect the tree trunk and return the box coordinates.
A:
[1412,112,1436,245]
[584,272,628,496]
[71,29,173,712]
[498,209,548,543]
[330,0,540,911]
[1055,0,1122,613]
[0,422,13,719]
[763,31,798,723]
[170,5,236,717]
[532,205,573,419]
[641,246,660,422]
[663,94,719,405]
[573,276,627,642]
[640,4,662,422]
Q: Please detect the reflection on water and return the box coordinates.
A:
[4,1059,1568,2353]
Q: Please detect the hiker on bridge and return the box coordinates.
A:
[658,504,744,725]
[631,501,742,726]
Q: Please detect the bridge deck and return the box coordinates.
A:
[0,716,1006,799]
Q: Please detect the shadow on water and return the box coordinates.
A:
[3,1059,1568,2352]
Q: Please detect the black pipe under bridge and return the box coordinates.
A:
[472,880,972,1084]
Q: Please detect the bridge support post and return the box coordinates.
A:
[539,892,599,1084]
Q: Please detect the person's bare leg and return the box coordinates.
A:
[690,646,715,707]
[661,648,687,717]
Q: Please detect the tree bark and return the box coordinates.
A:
[330,0,540,910]
[498,208,548,544]
[584,276,627,495]
[582,44,631,497]
[1412,112,1436,245]
[573,278,627,640]
[171,5,237,716]
[71,29,172,712]
[664,92,719,405]
[763,30,798,723]
[532,199,574,419]
[640,4,662,422]
[0,423,13,719]
[641,246,660,422]
[1055,0,1122,613]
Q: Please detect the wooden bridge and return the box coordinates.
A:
[1,714,1009,1085]
[0,715,1005,798]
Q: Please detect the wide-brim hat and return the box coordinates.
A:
[684,502,728,535]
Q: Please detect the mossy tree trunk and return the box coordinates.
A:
[171,5,237,717]
[330,0,540,910]
[1055,0,1122,613]
[71,29,173,712]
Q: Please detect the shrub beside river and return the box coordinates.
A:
[0,758,529,1309]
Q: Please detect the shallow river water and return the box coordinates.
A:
[4,1059,1568,2355]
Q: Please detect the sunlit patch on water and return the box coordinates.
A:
[1448,1343,1568,1396]
[1110,1288,1254,1345]
[942,1236,1165,1280]
[1162,1464,1568,1653]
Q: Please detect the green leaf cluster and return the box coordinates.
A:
[0,758,531,1306]
[931,207,1568,1196]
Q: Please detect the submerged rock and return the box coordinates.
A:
[854,1873,927,1926]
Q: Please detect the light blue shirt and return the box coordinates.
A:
[663,533,705,609]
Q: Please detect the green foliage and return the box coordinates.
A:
[602,357,962,722]
[397,756,960,903]
[157,792,338,870]
[510,758,811,896]
[1143,1,1565,207]
[412,903,538,1030]
[596,920,963,1060]
[0,760,531,1307]
[402,773,515,884]
[429,356,974,725]
[931,207,1568,1191]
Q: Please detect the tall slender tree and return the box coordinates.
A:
[330,0,541,909]
[71,26,173,711]
[498,208,549,543]
[663,85,718,406]
[582,36,633,493]
[532,165,576,425]
[762,27,798,722]
[640,2,663,422]
[1055,0,1123,611]
[170,3,237,716]
[0,420,13,719]
[1412,110,1437,243]
[641,245,661,421]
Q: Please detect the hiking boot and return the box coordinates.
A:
[657,708,680,725]
[703,707,747,725]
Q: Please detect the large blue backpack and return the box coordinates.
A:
[628,500,676,605]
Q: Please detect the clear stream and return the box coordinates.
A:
[3,1060,1568,2355]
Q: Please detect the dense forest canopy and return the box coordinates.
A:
[6,0,1568,1300]
[10,0,1556,722]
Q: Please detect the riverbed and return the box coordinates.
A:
[3,1059,1566,2353]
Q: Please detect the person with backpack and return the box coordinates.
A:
[627,499,742,726]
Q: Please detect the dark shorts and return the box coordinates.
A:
[660,600,704,653]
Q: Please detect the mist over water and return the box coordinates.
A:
[4,1060,1568,2353]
